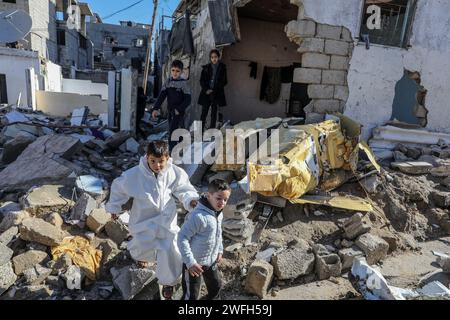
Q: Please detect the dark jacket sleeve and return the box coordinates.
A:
[152,83,167,110]
[176,91,192,113]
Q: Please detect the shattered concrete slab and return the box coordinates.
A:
[19,218,66,247]
[12,250,49,276]
[110,265,156,300]
[1,134,36,164]
[391,161,433,174]
[22,185,74,216]
[105,220,129,245]
[0,135,82,191]
[272,247,315,280]
[342,212,371,240]
[86,208,110,234]
[0,242,14,266]
[23,265,52,285]
[0,210,30,233]
[0,226,18,245]
[0,262,17,296]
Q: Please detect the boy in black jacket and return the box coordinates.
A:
[152,60,191,151]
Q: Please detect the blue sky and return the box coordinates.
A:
[84,0,180,29]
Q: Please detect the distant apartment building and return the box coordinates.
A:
[87,19,150,72]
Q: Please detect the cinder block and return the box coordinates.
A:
[286,20,316,39]
[307,85,334,99]
[301,53,330,69]
[317,24,342,40]
[313,99,341,113]
[325,40,350,56]
[293,68,321,84]
[330,55,349,70]
[334,85,349,101]
[297,38,325,53]
[322,70,347,85]
[341,27,353,42]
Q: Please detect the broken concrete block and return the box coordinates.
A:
[44,212,64,228]
[285,19,316,39]
[297,37,325,53]
[223,218,254,238]
[0,261,17,295]
[315,253,342,280]
[22,185,74,217]
[19,218,66,247]
[355,233,389,265]
[0,202,21,216]
[0,135,82,191]
[105,220,129,245]
[63,265,85,290]
[293,67,321,84]
[106,131,131,148]
[70,193,97,222]
[321,70,347,85]
[338,246,364,271]
[86,208,110,234]
[12,250,48,275]
[324,39,350,56]
[316,24,342,40]
[98,239,120,264]
[223,185,256,220]
[70,107,89,126]
[23,264,52,285]
[307,85,334,99]
[330,55,349,70]
[1,134,36,164]
[314,99,341,113]
[0,226,18,245]
[111,265,156,300]
[431,191,450,208]
[301,53,330,69]
[0,242,14,266]
[123,138,140,154]
[245,260,273,299]
[10,284,54,300]
[360,175,381,194]
[342,213,371,240]
[0,210,30,233]
[391,161,433,175]
[272,247,315,280]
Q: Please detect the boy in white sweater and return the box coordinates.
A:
[106,140,199,299]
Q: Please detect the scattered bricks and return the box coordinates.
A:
[293,68,322,84]
[12,250,49,275]
[325,39,350,56]
[338,246,364,271]
[316,24,342,40]
[22,185,74,217]
[355,233,389,265]
[0,262,17,295]
[111,265,156,300]
[23,264,52,285]
[0,210,30,233]
[301,53,330,69]
[297,38,325,53]
[431,191,450,208]
[0,242,14,266]
[245,260,274,299]
[285,20,316,40]
[307,85,334,99]
[341,27,353,42]
[334,85,349,101]
[342,213,371,240]
[272,247,315,280]
[0,226,18,246]
[105,131,131,149]
[330,55,349,70]
[313,99,341,113]
[322,70,347,85]
[1,135,36,164]
[315,253,342,280]
[44,212,64,229]
[391,161,433,175]
[105,220,130,245]
[87,208,111,234]
[63,265,85,290]
[19,218,66,247]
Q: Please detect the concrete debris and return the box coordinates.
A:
[245,260,274,299]
[86,208,110,234]
[75,175,105,196]
[19,218,66,247]
[0,262,17,296]
[105,220,129,245]
[355,234,389,265]
[23,264,52,285]
[391,161,433,175]
[0,226,18,245]
[63,265,85,290]
[105,131,131,148]
[0,202,21,216]
[110,265,156,300]
[12,250,48,276]
[342,213,371,240]
[70,193,97,223]
[44,212,64,228]
[70,107,89,126]
[1,134,36,164]
[314,249,342,280]
[272,247,315,280]
[22,185,73,216]
[0,210,30,233]
[360,175,381,194]
[123,138,140,154]
[0,242,14,266]
[338,246,364,271]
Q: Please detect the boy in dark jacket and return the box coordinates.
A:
[152,60,191,151]
[198,49,228,131]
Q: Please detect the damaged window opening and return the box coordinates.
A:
[391,70,428,127]
[360,0,417,48]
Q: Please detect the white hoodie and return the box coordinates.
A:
[106,156,199,261]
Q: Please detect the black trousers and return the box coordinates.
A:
[181,263,222,300]
[200,102,218,131]
[168,112,184,152]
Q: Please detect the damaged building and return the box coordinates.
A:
[160,0,450,140]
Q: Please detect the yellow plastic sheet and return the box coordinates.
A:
[359,141,381,173]
[51,236,103,280]
[290,195,373,212]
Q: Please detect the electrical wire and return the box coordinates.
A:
[102,0,145,21]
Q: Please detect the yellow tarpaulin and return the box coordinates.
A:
[359,141,381,173]
[51,236,103,280]
[290,195,373,212]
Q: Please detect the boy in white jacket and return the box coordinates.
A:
[105,140,199,299]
